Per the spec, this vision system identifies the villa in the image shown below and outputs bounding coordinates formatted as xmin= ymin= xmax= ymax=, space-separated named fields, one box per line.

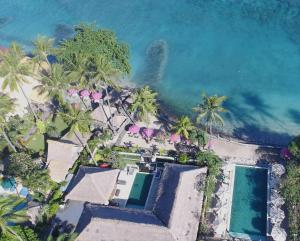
xmin=56 ymin=163 xmax=207 ymax=241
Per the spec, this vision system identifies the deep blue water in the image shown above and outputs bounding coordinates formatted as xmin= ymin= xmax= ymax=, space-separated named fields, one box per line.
xmin=1 ymin=0 xmax=300 ymax=145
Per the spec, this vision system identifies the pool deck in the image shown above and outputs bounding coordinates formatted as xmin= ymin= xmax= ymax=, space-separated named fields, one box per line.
xmin=112 ymin=165 xmax=139 ymax=208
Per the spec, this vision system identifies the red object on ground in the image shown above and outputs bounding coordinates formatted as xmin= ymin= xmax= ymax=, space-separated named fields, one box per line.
xmin=99 ymin=163 xmax=110 ymax=168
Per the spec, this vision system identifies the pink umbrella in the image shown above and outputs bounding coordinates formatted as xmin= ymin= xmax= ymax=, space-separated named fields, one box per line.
xmin=80 ymin=89 xmax=90 ymax=97
xmin=143 ymin=128 xmax=154 ymax=138
xmin=68 ymin=88 xmax=78 ymax=96
xmin=280 ymin=147 xmax=292 ymax=160
xmin=128 ymin=124 xmax=140 ymax=134
xmin=170 ymin=133 xmax=181 ymax=143
xmin=90 ymin=92 xmax=103 ymax=102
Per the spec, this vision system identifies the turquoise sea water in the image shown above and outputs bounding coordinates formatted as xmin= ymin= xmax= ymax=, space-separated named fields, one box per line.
xmin=1 ymin=0 xmax=300 ymax=144
xmin=229 ymin=166 xmax=268 ymax=241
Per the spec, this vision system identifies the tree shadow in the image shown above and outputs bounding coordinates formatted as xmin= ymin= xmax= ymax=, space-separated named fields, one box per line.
xmin=287 ymin=108 xmax=300 ymax=125
xmin=53 ymin=23 xmax=74 ymax=45
xmin=232 ymin=123 xmax=292 ymax=146
xmin=241 ymin=91 xmax=278 ymax=122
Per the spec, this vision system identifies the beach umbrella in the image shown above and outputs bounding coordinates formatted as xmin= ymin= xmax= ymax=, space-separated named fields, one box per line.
xmin=270 ymin=206 xmax=285 ymax=224
xmin=269 ymin=176 xmax=279 ymax=189
xmin=128 ymin=124 xmax=140 ymax=134
xmin=143 ymin=128 xmax=154 ymax=138
xmin=67 ymin=88 xmax=78 ymax=96
xmin=170 ymin=133 xmax=181 ymax=143
xmin=80 ymin=89 xmax=90 ymax=98
xmin=272 ymin=164 xmax=285 ymax=177
xmin=280 ymin=147 xmax=292 ymax=160
xmin=271 ymin=225 xmax=287 ymax=241
xmin=90 ymin=92 xmax=103 ymax=102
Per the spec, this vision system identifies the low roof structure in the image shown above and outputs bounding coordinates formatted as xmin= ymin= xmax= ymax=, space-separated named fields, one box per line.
xmin=65 ymin=166 xmax=120 ymax=205
xmin=91 ymin=105 xmax=117 ymax=124
xmin=74 ymin=163 xmax=207 ymax=241
xmin=46 ymin=140 xmax=83 ymax=183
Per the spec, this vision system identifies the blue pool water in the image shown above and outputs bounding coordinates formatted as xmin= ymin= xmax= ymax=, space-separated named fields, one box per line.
xmin=1 ymin=1 xmax=300 ymax=144
xmin=229 ymin=166 xmax=268 ymax=241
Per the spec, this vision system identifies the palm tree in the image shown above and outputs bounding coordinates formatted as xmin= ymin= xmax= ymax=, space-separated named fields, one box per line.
xmin=0 ymin=196 xmax=28 ymax=241
xmin=59 ymin=106 xmax=96 ymax=165
xmin=130 ymin=86 xmax=158 ymax=123
xmin=32 ymin=35 xmax=54 ymax=70
xmin=34 ymin=63 xmax=70 ymax=103
xmin=0 ymin=42 xmax=38 ymax=120
xmin=193 ymin=93 xmax=227 ymax=134
xmin=173 ymin=116 xmax=194 ymax=140
xmin=90 ymin=56 xmax=120 ymax=113
xmin=0 ymin=93 xmax=17 ymax=152
xmin=66 ymin=53 xmax=90 ymax=87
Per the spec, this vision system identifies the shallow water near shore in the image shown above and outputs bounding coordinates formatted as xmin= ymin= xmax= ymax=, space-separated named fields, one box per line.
xmin=1 ymin=0 xmax=300 ymax=145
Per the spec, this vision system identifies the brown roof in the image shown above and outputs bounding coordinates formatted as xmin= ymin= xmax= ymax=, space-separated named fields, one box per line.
xmin=46 ymin=140 xmax=83 ymax=183
xmin=74 ymin=164 xmax=207 ymax=241
xmin=65 ymin=166 xmax=120 ymax=205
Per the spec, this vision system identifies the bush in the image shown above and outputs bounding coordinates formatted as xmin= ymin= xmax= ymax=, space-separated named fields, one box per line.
xmin=0 ymin=226 xmax=40 ymax=241
xmin=288 ymin=135 xmax=300 ymax=160
xmin=178 ymin=153 xmax=189 ymax=164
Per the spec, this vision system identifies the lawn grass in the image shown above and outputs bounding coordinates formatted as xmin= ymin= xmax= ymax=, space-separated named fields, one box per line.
xmin=26 ymin=133 xmax=45 ymax=152
xmin=52 ymin=115 xmax=68 ymax=135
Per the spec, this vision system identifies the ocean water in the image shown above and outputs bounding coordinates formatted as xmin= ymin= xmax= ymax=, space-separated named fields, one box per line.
xmin=1 ymin=0 xmax=300 ymax=145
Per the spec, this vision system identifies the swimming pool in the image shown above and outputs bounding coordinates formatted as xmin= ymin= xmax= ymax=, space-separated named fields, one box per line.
xmin=126 ymin=173 xmax=153 ymax=208
xmin=229 ymin=166 xmax=268 ymax=241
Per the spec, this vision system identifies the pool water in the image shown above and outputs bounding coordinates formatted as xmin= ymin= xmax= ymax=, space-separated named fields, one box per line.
xmin=229 ymin=166 xmax=268 ymax=241
xmin=126 ymin=173 xmax=153 ymax=207
xmin=0 ymin=177 xmax=16 ymax=191
xmin=1 ymin=1 xmax=300 ymax=144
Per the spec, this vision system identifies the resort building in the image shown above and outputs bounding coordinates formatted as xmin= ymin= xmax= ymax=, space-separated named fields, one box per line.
xmin=65 ymin=166 xmax=119 ymax=205
xmin=57 ymin=163 xmax=207 ymax=241
xmin=46 ymin=132 xmax=91 ymax=182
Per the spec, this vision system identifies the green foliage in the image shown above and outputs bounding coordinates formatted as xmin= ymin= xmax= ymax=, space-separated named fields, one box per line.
xmin=173 ymin=116 xmax=194 ymax=140
xmin=193 ymin=92 xmax=227 ymax=134
xmin=0 ymin=225 xmax=40 ymax=241
xmin=32 ymin=35 xmax=54 ymax=68
xmin=281 ymin=159 xmax=300 ymax=239
xmin=7 ymin=152 xmax=38 ymax=178
xmin=288 ymin=135 xmax=300 ymax=161
xmin=178 ymin=153 xmax=189 ymax=164
xmin=56 ymin=23 xmax=131 ymax=75
xmin=130 ymin=86 xmax=158 ymax=123
xmin=0 ymin=196 xmax=28 ymax=240
xmin=190 ymin=129 xmax=208 ymax=149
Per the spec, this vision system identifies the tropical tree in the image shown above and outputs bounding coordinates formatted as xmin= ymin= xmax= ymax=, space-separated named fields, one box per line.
xmin=193 ymin=93 xmax=227 ymax=134
xmin=190 ymin=129 xmax=208 ymax=149
xmin=59 ymin=106 xmax=96 ymax=165
xmin=32 ymin=35 xmax=54 ymax=70
xmin=0 ymin=42 xmax=38 ymax=120
xmin=0 ymin=93 xmax=17 ymax=152
xmin=66 ymin=53 xmax=90 ymax=87
xmin=34 ymin=63 xmax=70 ymax=103
xmin=173 ymin=116 xmax=194 ymax=140
xmin=0 ymin=196 xmax=28 ymax=241
xmin=130 ymin=86 xmax=158 ymax=123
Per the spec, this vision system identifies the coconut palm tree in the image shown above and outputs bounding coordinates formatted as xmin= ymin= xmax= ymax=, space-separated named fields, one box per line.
xmin=173 ymin=116 xmax=194 ymax=140
xmin=32 ymin=35 xmax=54 ymax=70
xmin=59 ymin=106 xmax=96 ymax=165
xmin=0 ymin=93 xmax=17 ymax=152
xmin=66 ymin=53 xmax=90 ymax=87
xmin=193 ymin=93 xmax=227 ymax=134
xmin=130 ymin=86 xmax=158 ymax=123
xmin=34 ymin=63 xmax=70 ymax=103
xmin=0 ymin=196 xmax=28 ymax=241
xmin=0 ymin=42 xmax=38 ymax=120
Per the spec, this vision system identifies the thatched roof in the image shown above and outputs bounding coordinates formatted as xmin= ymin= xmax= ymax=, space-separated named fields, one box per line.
xmin=65 ymin=166 xmax=120 ymax=205
xmin=74 ymin=164 xmax=207 ymax=241
xmin=46 ymin=140 xmax=83 ymax=183
xmin=90 ymin=105 xmax=117 ymax=124
xmin=75 ymin=204 xmax=174 ymax=241
xmin=153 ymin=163 xmax=207 ymax=241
